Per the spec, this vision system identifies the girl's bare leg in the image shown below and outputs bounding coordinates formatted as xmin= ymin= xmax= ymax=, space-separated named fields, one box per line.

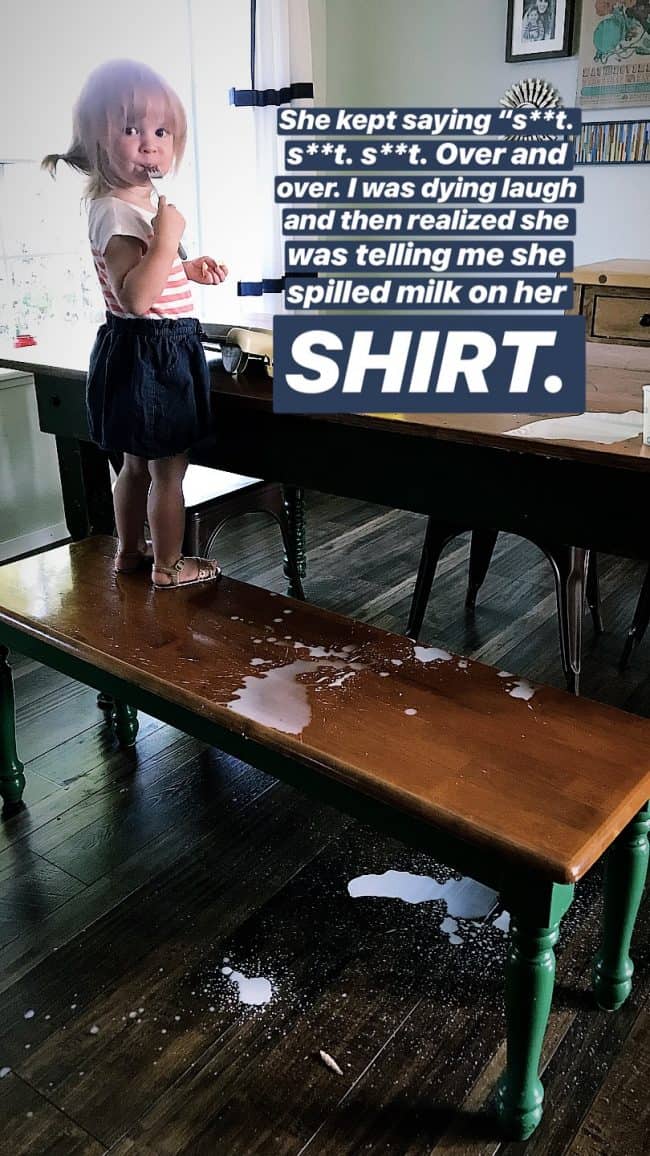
xmin=148 ymin=453 xmax=216 ymax=586
xmin=113 ymin=454 xmax=151 ymax=567
xmin=147 ymin=453 xmax=187 ymax=567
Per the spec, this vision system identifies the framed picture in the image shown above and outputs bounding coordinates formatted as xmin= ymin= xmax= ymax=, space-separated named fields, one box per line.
xmin=577 ymin=3 xmax=650 ymax=110
xmin=506 ymin=0 xmax=576 ymax=62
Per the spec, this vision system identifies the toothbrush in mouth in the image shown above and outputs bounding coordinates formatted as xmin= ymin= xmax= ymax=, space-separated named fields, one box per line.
xmin=145 ymin=166 xmax=187 ymax=260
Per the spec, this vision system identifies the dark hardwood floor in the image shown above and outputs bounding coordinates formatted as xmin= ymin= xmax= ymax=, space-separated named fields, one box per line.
xmin=1 ymin=491 xmax=649 ymax=1155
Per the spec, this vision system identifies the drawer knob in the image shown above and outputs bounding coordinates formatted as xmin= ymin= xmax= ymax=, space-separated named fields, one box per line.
xmin=640 ymin=314 xmax=650 ymax=328
xmin=50 ymin=395 xmax=61 ymax=407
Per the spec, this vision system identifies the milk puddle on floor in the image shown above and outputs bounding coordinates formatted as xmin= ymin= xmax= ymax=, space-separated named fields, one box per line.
xmin=348 ymin=869 xmax=510 ymax=944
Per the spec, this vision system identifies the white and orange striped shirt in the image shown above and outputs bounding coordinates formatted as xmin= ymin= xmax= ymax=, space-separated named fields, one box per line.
xmin=87 ymin=196 xmax=194 ymax=319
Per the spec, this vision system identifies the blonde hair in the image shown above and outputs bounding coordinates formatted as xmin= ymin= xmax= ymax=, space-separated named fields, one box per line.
xmin=42 ymin=59 xmax=187 ymax=198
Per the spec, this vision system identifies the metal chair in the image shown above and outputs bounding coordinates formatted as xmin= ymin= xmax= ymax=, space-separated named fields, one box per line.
xmin=182 ymin=465 xmax=304 ymax=598
xmin=406 ymin=522 xmax=603 ymax=695
xmin=620 ymin=563 xmax=650 ymax=669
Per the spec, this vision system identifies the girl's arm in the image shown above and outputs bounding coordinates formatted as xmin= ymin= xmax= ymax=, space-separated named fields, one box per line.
xmin=103 ymin=233 xmax=177 ymax=316
xmin=103 ymin=197 xmax=185 ymax=316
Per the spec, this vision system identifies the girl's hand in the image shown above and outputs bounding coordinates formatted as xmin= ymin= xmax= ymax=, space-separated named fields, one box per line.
xmin=151 ymin=195 xmax=186 ymax=250
xmin=184 ymin=256 xmax=229 ymax=285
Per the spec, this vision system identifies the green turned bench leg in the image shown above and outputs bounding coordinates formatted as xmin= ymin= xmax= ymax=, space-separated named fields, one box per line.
xmin=496 ymin=882 xmax=574 ymax=1140
xmin=111 ymin=701 xmax=139 ymax=748
xmin=0 ymin=645 xmax=25 ymax=806
xmin=592 ymin=802 xmax=650 ymax=1012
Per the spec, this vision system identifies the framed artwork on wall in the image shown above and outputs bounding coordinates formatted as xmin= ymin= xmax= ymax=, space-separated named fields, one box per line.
xmin=506 ymin=0 xmax=576 ymax=62
xmin=577 ymin=3 xmax=650 ymax=109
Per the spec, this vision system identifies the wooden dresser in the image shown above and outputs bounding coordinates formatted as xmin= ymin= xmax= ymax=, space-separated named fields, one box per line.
xmin=572 ymin=259 xmax=650 ymax=346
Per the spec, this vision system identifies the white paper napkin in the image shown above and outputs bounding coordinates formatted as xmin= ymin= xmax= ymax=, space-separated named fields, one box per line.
xmin=504 ymin=411 xmax=643 ymax=445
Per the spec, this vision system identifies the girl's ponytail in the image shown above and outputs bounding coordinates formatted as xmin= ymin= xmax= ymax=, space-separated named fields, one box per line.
xmin=41 ymin=139 xmax=91 ymax=177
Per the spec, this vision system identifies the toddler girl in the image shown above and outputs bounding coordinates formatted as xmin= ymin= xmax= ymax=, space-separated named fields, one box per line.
xmin=43 ymin=58 xmax=226 ymax=587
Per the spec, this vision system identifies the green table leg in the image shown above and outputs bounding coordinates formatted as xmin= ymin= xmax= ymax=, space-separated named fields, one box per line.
xmin=593 ymin=802 xmax=650 ymax=1012
xmin=496 ymin=882 xmax=574 ymax=1140
xmin=0 ymin=646 xmax=25 ymax=806
xmin=111 ymin=702 xmax=139 ymax=748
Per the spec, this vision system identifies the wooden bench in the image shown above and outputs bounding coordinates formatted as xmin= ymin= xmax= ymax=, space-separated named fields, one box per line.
xmin=0 ymin=536 xmax=648 ymax=1141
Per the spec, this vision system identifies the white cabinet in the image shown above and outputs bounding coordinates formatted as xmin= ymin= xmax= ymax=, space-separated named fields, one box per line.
xmin=0 ymin=368 xmax=67 ymax=561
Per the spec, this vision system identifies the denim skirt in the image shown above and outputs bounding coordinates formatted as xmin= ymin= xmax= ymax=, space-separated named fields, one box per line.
xmin=86 ymin=313 xmax=211 ymax=459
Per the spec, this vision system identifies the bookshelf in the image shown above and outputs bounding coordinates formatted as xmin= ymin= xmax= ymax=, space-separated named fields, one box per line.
xmin=574 ymin=120 xmax=650 ymax=165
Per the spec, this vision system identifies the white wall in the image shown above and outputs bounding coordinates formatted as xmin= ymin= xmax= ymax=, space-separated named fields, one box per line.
xmin=323 ymin=0 xmax=650 ymax=264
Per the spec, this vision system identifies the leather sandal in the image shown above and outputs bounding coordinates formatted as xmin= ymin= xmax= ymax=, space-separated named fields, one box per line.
xmin=114 ymin=543 xmax=154 ymax=574
xmin=151 ymin=556 xmax=221 ymax=589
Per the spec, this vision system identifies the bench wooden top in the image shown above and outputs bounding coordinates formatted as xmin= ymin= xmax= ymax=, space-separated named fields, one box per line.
xmin=1 ymin=537 xmax=649 ymax=883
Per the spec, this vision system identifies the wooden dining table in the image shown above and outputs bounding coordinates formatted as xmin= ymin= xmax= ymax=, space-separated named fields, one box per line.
xmin=2 ymin=331 xmax=650 ymax=690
